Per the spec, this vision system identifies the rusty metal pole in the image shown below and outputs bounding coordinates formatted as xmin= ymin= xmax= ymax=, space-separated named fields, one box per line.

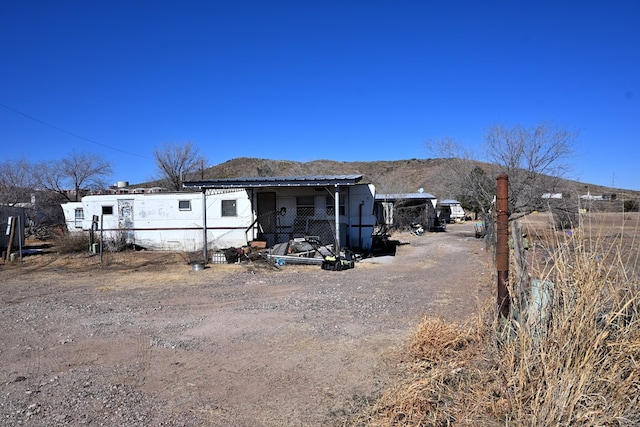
xmin=496 ymin=174 xmax=510 ymax=318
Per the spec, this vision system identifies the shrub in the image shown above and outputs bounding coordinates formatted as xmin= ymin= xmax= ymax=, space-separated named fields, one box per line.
xmin=103 ymin=229 xmax=128 ymax=253
xmin=624 ymin=199 xmax=639 ymax=212
xmin=55 ymin=232 xmax=91 ymax=253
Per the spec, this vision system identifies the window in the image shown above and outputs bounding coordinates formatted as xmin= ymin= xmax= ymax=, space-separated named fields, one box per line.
xmin=178 ymin=200 xmax=191 ymax=211
xmin=74 ymin=208 xmax=84 ymax=228
xmin=102 ymin=205 xmax=113 ymax=215
xmin=221 ymin=199 xmax=237 ymax=217
xmin=325 ymin=195 xmax=345 ymax=216
xmin=296 ymin=196 xmax=315 ymax=217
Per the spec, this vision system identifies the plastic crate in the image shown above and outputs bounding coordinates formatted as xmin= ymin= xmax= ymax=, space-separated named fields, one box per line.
xmin=210 ymin=253 xmax=227 ymax=264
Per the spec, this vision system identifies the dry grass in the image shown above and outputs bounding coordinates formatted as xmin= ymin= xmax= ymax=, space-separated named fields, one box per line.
xmin=408 ymin=317 xmax=476 ymax=362
xmin=367 ymin=212 xmax=640 ymax=426
xmin=54 ymin=231 xmax=91 ymax=253
xmin=502 ymin=212 xmax=640 ymax=426
xmin=368 ymin=315 xmax=502 ymax=427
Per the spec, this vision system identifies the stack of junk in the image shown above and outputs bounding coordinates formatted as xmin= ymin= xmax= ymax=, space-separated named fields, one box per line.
xmin=213 ymin=236 xmax=356 ymax=271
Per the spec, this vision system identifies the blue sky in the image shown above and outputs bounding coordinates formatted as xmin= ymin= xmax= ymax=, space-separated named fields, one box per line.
xmin=1 ymin=1 xmax=639 ymax=190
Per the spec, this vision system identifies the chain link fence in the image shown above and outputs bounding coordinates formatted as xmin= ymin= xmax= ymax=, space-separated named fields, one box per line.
xmin=255 ymin=207 xmax=337 ymax=248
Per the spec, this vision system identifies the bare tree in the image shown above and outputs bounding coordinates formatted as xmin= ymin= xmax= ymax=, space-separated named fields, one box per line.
xmin=153 ymin=142 xmax=206 ymax=191
xmin=34 ymin=151 xmax=113 ymax=201
xmin=0 ymin=157 xmax=86 ymax=233
xmin=428 ymin=122 xmax=577 ymax=220
xmin=457 ymin=165 xmax=495 ymax=219
xmin=0 ymin=158 xmax=37 ymax=206
xmin=426 ymin=136 xmax=496 ymax=218
xmin=485 ymin=122 xmax=577 ymax=217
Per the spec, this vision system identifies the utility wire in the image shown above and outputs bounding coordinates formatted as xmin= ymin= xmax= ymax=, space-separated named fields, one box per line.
xmin=0 ymin=102 xmax=150 ymax=159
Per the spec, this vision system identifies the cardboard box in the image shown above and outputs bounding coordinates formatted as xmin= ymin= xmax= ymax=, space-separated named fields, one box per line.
xmin=249 ymin=241 xmax=267 ymax=249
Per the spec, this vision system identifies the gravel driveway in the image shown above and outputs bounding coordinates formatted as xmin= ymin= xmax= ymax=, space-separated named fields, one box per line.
xmin=1 ymin=221 xmax=491 ymax=426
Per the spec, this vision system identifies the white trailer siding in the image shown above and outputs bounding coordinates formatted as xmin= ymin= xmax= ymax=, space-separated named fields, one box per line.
xmin=347 ymin=184 xmax=376 ymax=250
xmin=61 ymin=202 xmax=84 ymax=232
xmin=62 ymin=190 xmax=252 ymax=251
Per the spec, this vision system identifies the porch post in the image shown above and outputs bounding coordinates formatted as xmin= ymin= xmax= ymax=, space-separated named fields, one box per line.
xmin=202 ymin=190 xmax=208 ymax=263
xmin=334 ymin=184 xmax=340 ymax=255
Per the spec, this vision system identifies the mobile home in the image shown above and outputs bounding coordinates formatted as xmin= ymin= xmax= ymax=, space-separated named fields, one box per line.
xmin=183 ymin=175 xmax=377 ymax=252
xmin=62 ymin=175 xmax=378 ymax=253
xmin=61 ymin=189 xmax=252 ymax=251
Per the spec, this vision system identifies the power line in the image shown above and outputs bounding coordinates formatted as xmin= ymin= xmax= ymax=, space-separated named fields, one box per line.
xmin=0 ymin=102 xmax=150 ymax=159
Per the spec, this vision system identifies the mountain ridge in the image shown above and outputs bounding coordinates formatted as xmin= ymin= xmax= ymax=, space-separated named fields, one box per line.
xmin=198 ymin=157 xmax=638 ymax=200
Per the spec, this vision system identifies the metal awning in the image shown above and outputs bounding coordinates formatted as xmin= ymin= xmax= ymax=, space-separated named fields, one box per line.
xmin=375 ymin=192 xmax=437 ymax=201
xmin=183 ymin=175 xmax=364 ymax=190
xmin=184 ymin=175 xmax=364 ymax=258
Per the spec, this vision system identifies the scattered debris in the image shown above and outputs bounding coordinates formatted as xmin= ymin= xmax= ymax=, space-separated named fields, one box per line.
xmin=211 ymin=235 xmax=358 ymax=270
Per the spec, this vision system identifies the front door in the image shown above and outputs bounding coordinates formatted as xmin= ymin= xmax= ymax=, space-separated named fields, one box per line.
xmin=118 ymin=199 xmax=134 ymax=244
xmin=257 ymin=192 xmax=277 ymax=246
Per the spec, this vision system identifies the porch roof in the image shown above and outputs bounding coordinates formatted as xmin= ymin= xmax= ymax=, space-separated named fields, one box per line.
xmin=183 ymin=174 xmax=364 ymax=190
xmin=375 ymin=192 xmax=437 ymax=201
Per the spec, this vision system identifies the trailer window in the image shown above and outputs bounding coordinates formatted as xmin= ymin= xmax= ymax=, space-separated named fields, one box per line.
xmin=325 ymin=195 xmax=345 ymax=216
xmin=102 ymin=206 xmax=113 ymax=215
xmin=178 ymin=200 xmax=191 ymax=211
xmin=74 ymin=208 xmax=84 ymax=228
xmin=296 ymin=196 xmax=315 ymax=217
xmin=221 ymin=200 xmax=237 ymax=217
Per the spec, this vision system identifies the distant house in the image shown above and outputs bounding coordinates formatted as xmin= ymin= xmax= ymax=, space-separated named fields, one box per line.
xmin=541 ymin=193 xmax=563 ymax=199
xmin=580 ymin=194 xmax=604 ymax=201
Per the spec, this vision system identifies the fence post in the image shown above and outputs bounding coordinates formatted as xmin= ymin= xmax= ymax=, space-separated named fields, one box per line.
xmin=496 ymin=174 xmax=510 ymax=318
xmin=6 ymin=216 xmax=16 ymax=262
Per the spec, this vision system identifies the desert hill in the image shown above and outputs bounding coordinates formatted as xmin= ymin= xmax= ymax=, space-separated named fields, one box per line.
xmin=205 ymin=157 xmax=455 ymax=195
xmin=196 ymin=157 xmax=638 ymax=202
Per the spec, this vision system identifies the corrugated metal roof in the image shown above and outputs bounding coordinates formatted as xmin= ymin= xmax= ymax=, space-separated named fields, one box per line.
xmin=375 ymin=192 xmax=437 ymax=201
xmin=183 ymin=175 xmax=364 ymax=189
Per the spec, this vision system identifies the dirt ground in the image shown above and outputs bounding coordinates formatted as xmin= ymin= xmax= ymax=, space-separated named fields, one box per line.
xmin=1 ymin=221 xmax=491 ymax=426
